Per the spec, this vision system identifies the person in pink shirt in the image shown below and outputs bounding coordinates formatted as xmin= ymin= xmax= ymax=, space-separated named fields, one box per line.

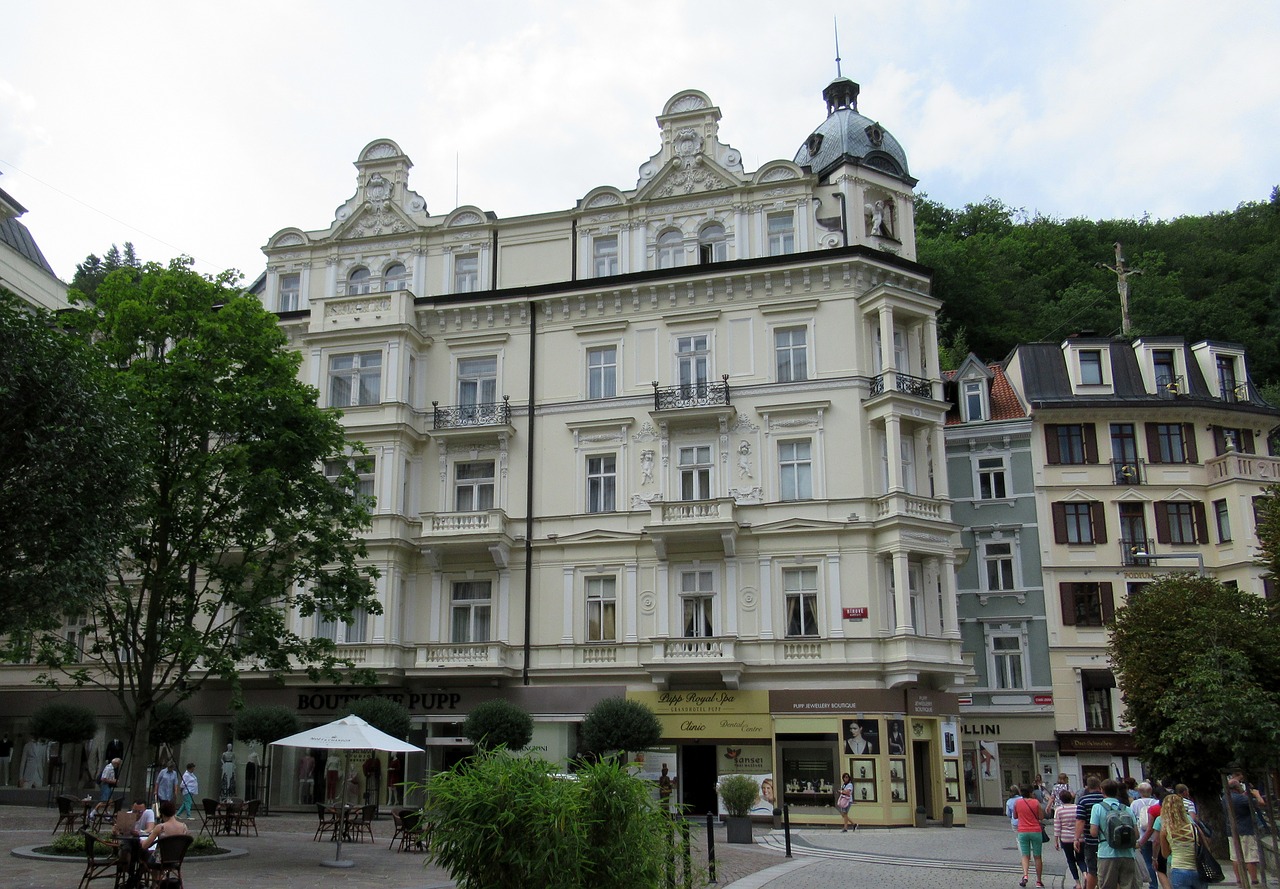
xmin=1055 ymin=789 xmax=1083 ymax=889
xmin=1014 ymin=784 xmax=1046 ymax=888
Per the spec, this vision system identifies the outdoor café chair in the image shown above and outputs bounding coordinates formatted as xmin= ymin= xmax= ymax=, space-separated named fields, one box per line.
xmin=145 ymin=833 xmax=193 ymax=889
xmin=240 ymin=798 xmax=260 ymax=837
xmin=54 ymin=794 xmax=82 ymax=834
xmin=196 ymin=798 xmax=221 ymax=842
xmin=313 ymin=802 xmax=338 ymax=842
xmin=76 ymin=828 xmax=124 ymax=889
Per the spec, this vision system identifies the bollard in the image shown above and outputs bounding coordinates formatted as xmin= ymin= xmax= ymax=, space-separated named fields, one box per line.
xmin=772 ymin=806 xmax=781 ymax=830
xmin=942 ymin=805 xmax=954 ymax=828
xmin=706 ymin=812 xmax=717 ymax=884
xmin=914 ymin=805 xmax=927 ymax=828
xmin=783 ymin=803 xmax=793 ymax=858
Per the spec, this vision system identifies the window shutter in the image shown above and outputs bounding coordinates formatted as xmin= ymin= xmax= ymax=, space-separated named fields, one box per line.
xmin=1083 ymin=424 xmax=1099 ymax=464
xmin=1154 ymin=503 xmax=1170 ymax=544
xmin=1145 ymin=423 xmax=1163 ymax=463
xmin=1045 ymin=425 xmax=1061 ymax=464
xmin=1193 ymin=501 xmax=1209 ymax=544
xmin=1183 ymin=423 xmax=1198 ymax=463
xmin=1091 ymin=502 xmax=1108 ymax=544
xmin=1059 ymin=584 xmax=1077 ymax=626
xmin=1100 ymin=582 xmax=1115 ymax=623
xmin=1052 ymin=503 xmax=1068 ymax=544
xmin=1242 ymin=429 xmax=1255 ymax=454
xmin=1211 ymin=426 xmax=1227 ymax=456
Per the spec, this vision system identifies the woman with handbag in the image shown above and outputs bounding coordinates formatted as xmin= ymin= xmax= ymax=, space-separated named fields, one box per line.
xmin=1054 ymin=789 xmax=1084 ymax=889
xmin=836 ymin=772 xmax=854 ymax=832
xmin=1156 ymin=793 xmax=1210 ymax=889
xmin=1014 ymin=784 xmax=1047 ymax=888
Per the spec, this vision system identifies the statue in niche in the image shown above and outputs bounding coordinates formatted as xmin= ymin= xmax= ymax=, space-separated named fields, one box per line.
xmin=640 ymin=450 xmax=655 ymax=485
xmin=867 ymin=199 xmax=894 ymax=238
xmin=737 ymin=441 xmax=753 ymax=479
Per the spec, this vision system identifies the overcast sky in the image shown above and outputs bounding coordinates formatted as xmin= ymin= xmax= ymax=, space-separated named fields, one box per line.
xmin=4 ymin=0 xmax=1278 ymax=284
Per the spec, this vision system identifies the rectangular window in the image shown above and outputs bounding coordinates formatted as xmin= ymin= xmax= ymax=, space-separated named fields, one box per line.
xmin=1153 ymin=350 xmax=1177 ymax=389
xmin=1082 ymin=672 xmax=1115 ymax=730
xmin=1155 ymin=423 xmax=1187 ymax=463
xmin=345 ymin=608 xmax=368 ymax=645
xmin=586 ymin=454 xmax=617 ymax=513
xmin=783 ymin=567 xmax=819 ymax=637
xmin=457 ymin=356 xmax=498 ymax=406
xmin=454 ymin=253 xmax=479 ymax=293
xmin=1118 ymin=503 xmax=1148 ymax=557
xmin=450 ymin=580 xmax=491 ymax=643
xmin=325 ymin=456 xmax=376 ymax=504
xmin=585 ymin=577 xmax=617 ymax=643
xmin=774 ymin=327 xmax=808 ymax=382
xmin=278 ymin=273 xmax=300 ymax=312
xmin=1166 ymin=502 xmax=1198 ymax=545
xmin=963 ymin=381 xmax=984 ymax=421
xmin=1217 ymin=355 xmax=1239 ymax=400
xmin=1059 ymin=582 xmax=1113 ymax=628
xmin=767 ymin=212 xmax=795 ymax=255
xmin=592 ymin=236 xmax=619 ymax=277
xmin=676 ymin=335 xmax=710 ymax=396
xmin=316 ymin=614 xmax=337 ymax=642
xmin=1079 ymin=350 xmax=1103 ymax=385
xmin=1214 ymin=499 xmax=1232 ymax=543
xmin=678 ymin=446 xmax=713 ymax=500
xmin=1060 ymin=502 xmax=1096 ymax=544
xmin=1212 ymin=426 xmax=1255 ymax=456
xmin=991 ymin=635 xmax=1025 ymax=689
xmin=586 ymin=346 xmax=617 ymax=399
xmin=1056 ymin=425 xmax=1086 ymax=464
xmin=1110 ymin=423 xmax=1138 ymax=462
xmin=328 ymin=351 xmax=382 ymax=406
xmin=680 ymin=570 xmax=714 ymax=638
xmin=977 ymin=456 xmax=1008 ymax=500
xmin=454 ymin=461 xmax=495 ymax=511
xmin=983 ymin=542 xmax=1016 ymax=591
xmin=778 ymin=440 xmax=813 ymax=501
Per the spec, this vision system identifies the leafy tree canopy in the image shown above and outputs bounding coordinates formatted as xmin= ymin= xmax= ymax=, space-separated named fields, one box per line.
xmin=350 ymin=697 xmax=412 ymax=740
xmin=463 ymin=698 xmax=533 ymax=752
xmin=148 ymin=702 xmax=194 ymax=748
xmin=1109 ymin=575 xmax=1280 ymax=799
xmin=1257 ymin=485 xmax=1280 ymax=597
xmin=31 ymin=701 xmax=98 ymax=745
xmin=0 ymin=291 xmax=137 ymax=636
xmin=580 ymin=697 xmax=662 ymax=756
xmin=232 ymin=705 xmax=301 ymax=746
xmin=20 ymin=256 xmax=380 ymax=795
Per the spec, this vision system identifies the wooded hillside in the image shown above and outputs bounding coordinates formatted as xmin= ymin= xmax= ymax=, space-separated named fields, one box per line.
xmin=918 ymin=189 xmax=1280 ymax=391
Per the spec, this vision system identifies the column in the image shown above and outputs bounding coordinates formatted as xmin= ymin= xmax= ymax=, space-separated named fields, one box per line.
xmin=561 ymin=567 xmax=575 ymax=646
xmin=724 ymin=559 xmax=739 ymax=637
xmin=624 ymin=563 xmax=638 ymax=643
xmin=940 ymin=555 xmax=961 ymax=639
xmin=886 ymin=415 xmax=904 ymax=492
xmin=757 ymin=557 xmax=773 ymax=640
xmin=893 ymin=551 xmax=913 ymax=635
xmin=826 ymin=554 xmax=844 ymax=639
xmin=655 ymin=562 xmax=670 ymax=638
xmin=878 ymin=305 xmax=896 ymax=387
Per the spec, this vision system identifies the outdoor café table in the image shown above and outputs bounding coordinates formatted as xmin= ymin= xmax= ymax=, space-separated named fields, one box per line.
xmin=78 ymin=796 xmax=95 ymax=830
xmin=218 ymin=799 xmax=244 ymax=836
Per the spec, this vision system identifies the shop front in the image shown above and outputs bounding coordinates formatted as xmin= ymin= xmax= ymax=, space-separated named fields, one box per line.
xmin=959 ymin=715 xmax=1060 ymax=813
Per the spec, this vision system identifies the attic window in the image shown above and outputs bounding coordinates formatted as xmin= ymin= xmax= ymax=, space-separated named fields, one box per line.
xmin=806 ymin=133 xmax=824 ymax=156
xmin=962 ymin=380 xmax=986 ymax=422
xmin=864 ymin=123 xmax=885 ymax=146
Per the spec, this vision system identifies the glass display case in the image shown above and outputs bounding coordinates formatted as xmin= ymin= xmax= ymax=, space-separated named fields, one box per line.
xmin=849 ymin=756 xmax=877 ymax=803
xmin=943 ymin=760 xmax=962 ymax=803
xmin=781 ymin=747 xmax=835 ymax=806
xmin=888 ymin=757 xmax=908 ymax=803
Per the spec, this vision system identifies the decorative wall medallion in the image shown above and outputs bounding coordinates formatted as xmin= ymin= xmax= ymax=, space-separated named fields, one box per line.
xmin=366 ymin=173 xmax=391 ymax=207
xmin=632 ymin=423 xmax=660 ymax=443
xmin=740 ymin=588 xmax=758 ymax=610
xmin=586 ymin=193 xmax=623 ymax=208
xmin=363 ymin=141 xmax=398 ymax=160
xmin=275 ymin=233 xmax=305 ymax=247
xmin=449 ymin=211 xmax=484 ymax=227
xmin=639 ymin=591 xmax=657 ymax=614
xmin=674 ymin=128 xmax=703 ymax=157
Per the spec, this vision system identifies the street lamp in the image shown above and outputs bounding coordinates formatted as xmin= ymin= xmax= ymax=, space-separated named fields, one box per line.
xmin=1130 ymin=549 xmax=1205 ymax=577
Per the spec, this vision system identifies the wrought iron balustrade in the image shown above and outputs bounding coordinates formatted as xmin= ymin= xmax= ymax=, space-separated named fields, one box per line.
xmin=1156 ymin=375 xmax=1183 ymax=398
xmin=1121 ymin=539 xmax=1154 ymax=566
xmin=867 ymin=371 xmax=932 ymax=399
xmin=1111 ymin=459 xmax=1145 ymax=485
xmin=1220 ymin=383 xmax=1250 ymax=404
xmin=432 ymin=396 xmax=511 ymax=429
xmin=652 ymin=376 xmax=730 ymax=410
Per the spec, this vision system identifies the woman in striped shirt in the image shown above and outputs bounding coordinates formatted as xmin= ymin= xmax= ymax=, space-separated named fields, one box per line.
xmin=1054 ymin=789 xmax=1083 ymax=889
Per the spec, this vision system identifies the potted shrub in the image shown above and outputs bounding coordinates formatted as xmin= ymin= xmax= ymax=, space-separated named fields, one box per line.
xmin=718 ymin=773 xmax=760 ymax=844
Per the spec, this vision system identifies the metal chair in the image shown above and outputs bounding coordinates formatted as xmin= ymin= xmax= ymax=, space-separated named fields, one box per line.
xmin=76 ymin=829 xmax=125 ymax=889
xmin=54 ymin=794 xmax=82 ymax=834
xmin=346 ymin=803 xmax=376 ymax=844
xmin=313 ymin=802 xmax=338 ymax=842
xmin=240 ymin=798 xmax=260 ymax=837
xmin=196 ymin=798 xmax=221 ymax=843
xmin=146 ymin=833 xmax=193 ymax=889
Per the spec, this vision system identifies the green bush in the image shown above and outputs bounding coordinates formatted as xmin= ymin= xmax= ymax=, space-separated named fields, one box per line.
xmin=717 ymin=774 xmax=760 ymax=817
xmin=426 ymin=748 xmax=682 ymax=889
xmin=48 ymin=831 xmax=89 ymax=855
xmin=350 ymin=696 xmax=411 ymax=740
xmin=31 ymin=702 xmax=97 ymax=744
xmin=579 ymin=697 xmax=661 ymax=755
xmin=232 ymin=704 xmax=300 ymax=745
xmin=462 ymin=698 xmax=533 ymax=751
xmin=149 ymin=702 xmax=194 ymax=748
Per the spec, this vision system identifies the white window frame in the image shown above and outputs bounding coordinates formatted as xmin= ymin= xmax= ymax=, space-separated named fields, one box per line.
xmin=347 ymin=267 xmax=372 ymax=295
xmin=344 ymin=607 xmax=369 ymax=645
xmin=1079 ymin=349 xmax=1104 ymax=385
xmin=987 ymin=625 xmax=1029 ymax=690
xmin=585 ymin=576 xmax=617 ymax=643
xmin=778 ymin=439 xmax=813 ymax=501
xmin=698 ymin=223 xmax=727 ymax=264
xmin=679 ymin=569 xmax=715 ymax=638
xmin=675 ymin=334 xmax=711 ymax=395
xmin=456 ymin=355 xmax=498 ymax=406
xmin=774 ymin=326 xmax=809 ymax=382
xmin=656 ymin=230 xmax=685 ymax=269
xmin=593 ymin=236 xmax=619 ymax=277
xmin=278 ymin=273 xmax=300 ymax=312
xmin=678 ymin=445 xmax=714 ymax=500
xmin=783 ymin=567 xmax=820 ymax=638
xmin=586 ymin=453 xmax=617 ymax=513
xmin=962 ymin=380 xmax=986 ymax=422
xmin=454 ymin=460 xmax=496 ymax=512
xmin=453 ymin=252 xmax=479 ymax=293
xmin=328 ymin=351 xmax=382 ymax=407
xmin=1214 ymin=499 xmax=1232 ymax=543
xmin=767 ymin=212 xmax=795 ymax=256
xmin=382 ymin=262 xmax=408 ymax=291
xmin=974 ymin=454 xmax=1010 ymax=500
xmin=980 ymin=538 xmax=1018 ymax=592
xmin=586 ymin=345 xmax=618 ymax=399
xmin=450 ymin=579 xmax=492 ymax=643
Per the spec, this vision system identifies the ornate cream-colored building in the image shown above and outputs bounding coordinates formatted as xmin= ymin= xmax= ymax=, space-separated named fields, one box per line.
xmin=246 ymin=79 xmax=970 ymax=824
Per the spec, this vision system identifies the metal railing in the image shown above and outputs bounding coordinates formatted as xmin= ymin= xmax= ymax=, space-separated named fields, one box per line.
xmin=1121 ymin=539 xmax=1154 ymax=566
xmin=432 ymin=396 xmax=511 ymax=429
xmin=652 ymin=376 xmax=730 ymax=410
xmin=1111 ymin=460 xmax=1145 ymax=485
xmin=868 ymin=371 xmax=933 ymax=399
xmin=1156 ymin=375 xmax=1183 ymax=398
xmin=1220 ymin=382 xmax=1251 ymax=404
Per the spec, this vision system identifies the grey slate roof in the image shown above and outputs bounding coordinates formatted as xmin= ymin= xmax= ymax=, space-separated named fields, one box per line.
xmin=0 ymin=186 xmax=58 ymax=279
xmin=792 ymin=78 xmax=913 ymax=184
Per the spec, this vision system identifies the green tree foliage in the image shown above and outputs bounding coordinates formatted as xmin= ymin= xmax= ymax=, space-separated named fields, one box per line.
xmin=71 ymin=241 xmax=142 ymax=302
xmin=1109 ymin=575 xmax=1280 ymax=802
xmin=1256 ymin=485 xmax=1280 ymax=593
xmin=463 ymin=699 xmax=533 ymax=752
xmin=580 ymin=697 xmax=662 ymax=756
xmin=350 ymin=696 xmax=412 ymax=740
xmin=232 ymin=705 xmax=301 ymax=746
xmin=917 ymin=190 xmax=1280 ymax=387
xmin=147 ymin=702 xmax=194 ymax=750
xmin=22 ymin=256 xmax=380 ymax=795
xmin=717 ymin=773 xmax=760 ymax=818
xmin=31 ymin=701 xmax=98 ymax=745
xmin=426 ymin=749 xmax=678 ymax=889
xmin=0 ymin=291 xmax=136 ymax=636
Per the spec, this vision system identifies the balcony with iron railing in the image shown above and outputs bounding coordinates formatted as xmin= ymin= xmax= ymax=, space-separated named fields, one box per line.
xmin=867 ymin=370 xmax=934 ymax=401
xmin=1111 ymin=459 xmax=1146 ymax=485
xmin=433 ymin=396 xmax=512 ymax=429
xmin=1120 ymin=539 xmax=1155 ymax=567
xmin=1219 ymin=382 xmax=1251 ymax=404
xmin=1155 ymin=375 xmax=1184 ymax=398
xmin=651 ymin=376 xmax=731 ymax=411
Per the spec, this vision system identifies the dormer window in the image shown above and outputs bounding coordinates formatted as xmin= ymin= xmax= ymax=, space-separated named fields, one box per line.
xmin=278 ymin=273 xmax=299 ymax=312
xmin=1217 ymin=354 xmax=1243 ymax=402
xmin=1153 ymin=350 xmax=1177 ymax=390
xmin=1079 ymin=350 xmax=1103 ymax=385
xmin=962 ymin=380 xmax=986 ymax=422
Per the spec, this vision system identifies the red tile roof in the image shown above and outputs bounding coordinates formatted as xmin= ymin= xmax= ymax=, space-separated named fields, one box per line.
xmin=943 ymin=364 xmax=1026 ymax=425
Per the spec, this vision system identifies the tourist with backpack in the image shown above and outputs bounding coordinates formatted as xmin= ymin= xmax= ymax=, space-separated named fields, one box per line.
xmin=1091 ymin=777 xmax=1141 ymax=889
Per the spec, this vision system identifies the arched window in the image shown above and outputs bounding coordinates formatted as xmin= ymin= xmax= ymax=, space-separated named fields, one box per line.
xmin=656 ymin=230 xmax=685 ymax=269
xmin=347 ymin=267 xmax=372 ymax=295
xmin=382 ymin=262 xmax=408 ymax=291
xmin=698 ymin=223 xmax=727 ymax=264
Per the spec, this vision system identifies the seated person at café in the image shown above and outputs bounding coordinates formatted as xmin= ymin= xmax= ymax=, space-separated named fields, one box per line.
xmin=141 ymin=800 xmax=190 ymax=852
xmin=130 ymin=799 xmax=156 ymax=836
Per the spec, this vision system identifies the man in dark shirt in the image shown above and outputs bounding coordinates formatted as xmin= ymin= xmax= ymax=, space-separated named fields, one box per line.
xmin=1074 ymin=775 xmax=1105 ymax=889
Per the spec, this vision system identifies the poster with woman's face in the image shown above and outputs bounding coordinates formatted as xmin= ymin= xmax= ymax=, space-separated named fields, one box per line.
xmin=887 ymin=719 xmax=906 ymax=755
xmin=843 ymin=718 xmax=878 ymax=754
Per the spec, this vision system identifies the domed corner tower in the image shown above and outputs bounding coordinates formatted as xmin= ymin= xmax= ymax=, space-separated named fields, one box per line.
xmin=794 ymin=76 xmax=919 ymax=261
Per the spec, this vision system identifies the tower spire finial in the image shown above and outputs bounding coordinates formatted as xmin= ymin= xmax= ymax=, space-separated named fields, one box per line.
xmin=834 ymin=17 xmax=842 ymax=78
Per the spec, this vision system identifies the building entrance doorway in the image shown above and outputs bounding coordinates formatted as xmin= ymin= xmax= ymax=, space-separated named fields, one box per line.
xmin=680 ymin=745 xmax=718 ymax=815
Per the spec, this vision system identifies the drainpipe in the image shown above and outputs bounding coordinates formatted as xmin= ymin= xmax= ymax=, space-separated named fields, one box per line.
xmin=522 ymin=300 xmax=537 ymax=685
xmin=835 ymin=192 xmax=849 ymax=247
xmin=571 ymin=219 xmax=578 ymax=281
xmin=490 ymin=228 xmax=499 ymax=289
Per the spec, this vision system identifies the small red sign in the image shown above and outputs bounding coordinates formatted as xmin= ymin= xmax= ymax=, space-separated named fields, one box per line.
xmin=1034 ymin=695 xmax=1054 ymax=706
xmin=957 ymin=696 xmax=973 ymax=706
xmin=842 ymin=607 xmax=869 ymax=620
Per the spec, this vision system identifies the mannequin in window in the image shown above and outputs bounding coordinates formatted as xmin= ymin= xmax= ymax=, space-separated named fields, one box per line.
xmin=0 ymin=734 xmax=12 ymax=785
xmin=325 ymin=753 xmax=341 ymax=803
xmin=386 ymin=753 xmax=404 ymax=806
xmin=362 ymin=753 xmax=381 ymax=806
xmin=245 ymin=747 xmax=260 ymax=799
xmin=298 ymin=753 xmax=315 ymax=804
xmin=219 ymin=743 xmax=236 ymax=798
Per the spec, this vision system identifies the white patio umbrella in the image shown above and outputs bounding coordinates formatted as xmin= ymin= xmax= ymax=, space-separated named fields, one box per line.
xmin=270 ymin=714 xmax=423 ymax=868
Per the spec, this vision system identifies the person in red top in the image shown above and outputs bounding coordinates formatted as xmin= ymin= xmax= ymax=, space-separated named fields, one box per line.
xmin=1014 ymin=784 xmax=1046 ymax=888
xmin=1137 ymin=801 xmax=1164 ymax=889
